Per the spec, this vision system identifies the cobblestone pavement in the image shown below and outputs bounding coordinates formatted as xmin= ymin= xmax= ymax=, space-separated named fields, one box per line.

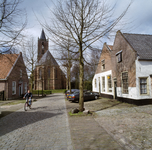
xmin=94 ymin=105 xmax=152 ymax=150
xmin=0 ymin=94 xmax=73 ymax=150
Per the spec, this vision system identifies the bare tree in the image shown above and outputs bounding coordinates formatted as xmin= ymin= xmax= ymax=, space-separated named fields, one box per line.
xmin=21 ymin=37 xmax=37 ymax=92
xmin=0 ymin=0 xmax=26 ymax=53
xmin=44 ymin=0 xmax=132 ymax=111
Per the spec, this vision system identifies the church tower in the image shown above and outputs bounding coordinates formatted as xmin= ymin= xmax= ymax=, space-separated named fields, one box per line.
xmin=37 ymin=29 xmax=48 ymax=62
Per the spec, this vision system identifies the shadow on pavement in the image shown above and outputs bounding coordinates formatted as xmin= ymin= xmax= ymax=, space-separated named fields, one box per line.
xmin=0 ymin=110 xmax=63 ymax=137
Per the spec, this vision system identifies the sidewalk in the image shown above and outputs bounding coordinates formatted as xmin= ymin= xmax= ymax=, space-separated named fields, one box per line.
xmin=65 ymin=100 xmax=124 ymax=150
xmin=66 ymin=97 xmax=152 ymax=150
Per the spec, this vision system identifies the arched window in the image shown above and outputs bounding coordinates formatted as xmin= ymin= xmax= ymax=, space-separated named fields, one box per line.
xmin=39 ymin=68 xmax=42 ymax=79
xmin=55 ymin=68 xmax=57 ymax=79
xmin=48 ymin=68 xmax=50 ymax=78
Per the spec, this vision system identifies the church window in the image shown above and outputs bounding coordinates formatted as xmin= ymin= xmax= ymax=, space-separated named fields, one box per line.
xmin=39 ymin=68 xmax=42 ymax=79
xmin=48 ymin=68 xmax=50 ymax=78
xmin=55 ymin=68 xmax=58 ymax=79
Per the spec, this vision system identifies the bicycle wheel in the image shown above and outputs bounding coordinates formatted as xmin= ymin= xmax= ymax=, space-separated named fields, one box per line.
xmin=24 ymin=102 xmax=28 ymax=111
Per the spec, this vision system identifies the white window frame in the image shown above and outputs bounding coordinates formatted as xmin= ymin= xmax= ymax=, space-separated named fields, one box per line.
xmin=139 ymin=77 xmax=149 ymax=95
xmin=95 ymin=79 xmax=97 ymax=88
xmin=122 ymin=72 xmax=128 ymax=94
xmin=116 ymin=50 xmax=122 ymax=63
xmin=101 ymin=59 xmax=105 ymax=71
xmin=102 ymin=76 xmax=105 ymax=92
xmin=12 ymin=81 xmax=16 ymax=95
xmin=107 ymin=75 xmax=112 ymax=92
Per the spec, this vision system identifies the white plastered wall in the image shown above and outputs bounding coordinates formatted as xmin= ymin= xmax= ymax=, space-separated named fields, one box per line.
xmin=117 ymin=59 xmax=152 ymax=99
xmin=92 ymin=70 xmax=113 ymax=96
xmin=135 ymin=59 xmax=152 ymax=99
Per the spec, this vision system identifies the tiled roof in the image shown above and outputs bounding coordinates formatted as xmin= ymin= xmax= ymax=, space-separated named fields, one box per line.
xmin=0 ymin=54 xmax=19 ymax=79
xmin=108 ymin=45 xmax=113 ymax=51
xmin=36 ymin=50 xmax=58 ymax=66
xmin=123 ymin=33 xmax=152 ymax=60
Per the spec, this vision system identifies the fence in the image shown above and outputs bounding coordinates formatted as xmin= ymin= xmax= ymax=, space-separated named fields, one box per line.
xmin=0 ymin=91 xmax=5 ymax=100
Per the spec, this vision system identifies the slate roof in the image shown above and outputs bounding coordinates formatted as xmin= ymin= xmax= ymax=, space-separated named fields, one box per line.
xmin=123 ymin=33 xmax=152 ymax=60
xmin=0 ymin=54 xmax=19 ymax=79
xmin=36 ymin=50 xmax=58 ymax=66
xmin=40 ymin=29 xmax=46 ymax=40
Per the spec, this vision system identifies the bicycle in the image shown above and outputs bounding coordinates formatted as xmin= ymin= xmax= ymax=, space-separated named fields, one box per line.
xmin=24 ymin=99 xmax=32 ymax=111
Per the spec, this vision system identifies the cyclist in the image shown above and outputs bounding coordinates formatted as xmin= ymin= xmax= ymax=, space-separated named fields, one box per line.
xmin=23 ymin=90 xmax=33 ymax=108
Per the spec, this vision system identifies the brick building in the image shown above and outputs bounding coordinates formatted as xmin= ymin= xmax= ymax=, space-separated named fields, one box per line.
xmin=93 ymin=30 xmax=152 ymax=105
xmin=0 ymin=53 xmax=28 ymax=100
xmin=34 ymin=29 xmax=66 ymax=90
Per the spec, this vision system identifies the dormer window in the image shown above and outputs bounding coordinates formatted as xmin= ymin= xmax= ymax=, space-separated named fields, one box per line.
xmin=116 ymin=50 xmax=122 ymax=63
xmin=101 ymin=59 xmax=105 ymax=71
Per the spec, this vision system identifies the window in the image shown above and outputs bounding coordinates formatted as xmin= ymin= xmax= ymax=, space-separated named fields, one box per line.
xmin=95 ymin=79 xmax=97 ymax=88
xmin=20 ymin=70 xmax=22 ymax=78
xmin=101 ymin=59 xmax=105 ymax=71
xmin=55 ymin=68 xmax=57 ymax=79
xmin=39 ymin=68 xmax=42 ymax=79
xmin=107 ymin=75 xmax=112 ymax=92
xmin=48 ymin=68 xmax=50 ymax=78
xmin=102 ymin=77 xmax=105 ymax=92
xmin=116 ymin=50 xmax=122 ymax=63
xmin=12 ymin=81 xmax=16 ymax=95
xmin=122 ymin=72 xmax=128 ymax=94
xmin=24 ymin=82 xmax=27 ymax=93
xmin=140 ymin=78 xmax=147 ymax=94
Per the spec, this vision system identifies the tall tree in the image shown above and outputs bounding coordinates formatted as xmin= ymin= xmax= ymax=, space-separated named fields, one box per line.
xmin=0 ymin=0 xmax=26 ymax=53
xmin=21 ymin=37 xmax=37 ymax=92
xmin=44 ymin=0 xmax=132 ymax=111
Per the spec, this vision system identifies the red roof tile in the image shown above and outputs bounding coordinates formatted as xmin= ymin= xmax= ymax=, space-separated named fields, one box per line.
xmin=0 ymin=54 xmax=19 ymax=79
xmin=108 ymin=45 xmax=113 ymax=50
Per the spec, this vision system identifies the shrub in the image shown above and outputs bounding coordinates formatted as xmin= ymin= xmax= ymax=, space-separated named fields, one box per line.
xmin=32 ymin=90 xmax=52 ymax=95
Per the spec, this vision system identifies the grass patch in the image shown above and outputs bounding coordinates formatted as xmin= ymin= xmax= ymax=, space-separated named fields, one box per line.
xmin=68 ymin=111 xmax=92 ymax=116
xmin=69 ymin=112 xmax=84 ymax=116
xmin=52 ymin=89 xmax=66 ymax=93
xmin=1 ymin=100 xmax=26 ymax=106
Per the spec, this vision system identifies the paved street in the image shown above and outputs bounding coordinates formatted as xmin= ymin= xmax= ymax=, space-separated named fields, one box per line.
xmin=0 ymin=94 xmax=73 ymax=150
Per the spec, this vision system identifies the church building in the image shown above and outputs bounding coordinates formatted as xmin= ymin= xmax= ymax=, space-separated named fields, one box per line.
xmin=34 ymin=29 xmax=66 ymax=90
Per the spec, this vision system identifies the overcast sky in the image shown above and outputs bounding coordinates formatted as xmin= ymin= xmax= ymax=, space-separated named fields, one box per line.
xmin=21 ymin=0 xmax=152 ymax=47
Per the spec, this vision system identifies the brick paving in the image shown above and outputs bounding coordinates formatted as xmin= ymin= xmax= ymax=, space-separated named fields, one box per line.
xmin=65 ymin=100 xmax=124 ymax=150
xmin=0 ymin=94 xmax=73 ymax=150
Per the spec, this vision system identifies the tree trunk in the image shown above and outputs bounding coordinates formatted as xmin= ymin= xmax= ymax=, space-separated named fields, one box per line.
xmin=68 ymin=65 xmax=71 ymax=94
xmin=66 ymin=68 xmax=69 ymax=90
xmin=79 ymin=47 xmax=84 ymax=112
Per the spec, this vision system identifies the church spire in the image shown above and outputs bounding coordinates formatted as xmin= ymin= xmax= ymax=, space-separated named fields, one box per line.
xmin=40 ymin=29 xmax=46 ymax=40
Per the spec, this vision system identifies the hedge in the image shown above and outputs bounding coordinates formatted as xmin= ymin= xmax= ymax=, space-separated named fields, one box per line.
xmin=32 ymin=90 xmax=52 ymax=95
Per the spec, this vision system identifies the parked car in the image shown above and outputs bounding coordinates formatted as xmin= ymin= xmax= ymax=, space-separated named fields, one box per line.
xmin=91 ymin=92 xmax=100 ymax=98
xmin=65 ymin=89 xmax=79 ymax=96
xmin=67 ymin=91 xmax=98 ymax=102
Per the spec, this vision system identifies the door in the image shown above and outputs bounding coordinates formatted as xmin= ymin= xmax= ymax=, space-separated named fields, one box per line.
xmin=19 ymin=83 xmax=23 ymax=97
xmin=114 ymin=81 xmax=117 ymax=99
